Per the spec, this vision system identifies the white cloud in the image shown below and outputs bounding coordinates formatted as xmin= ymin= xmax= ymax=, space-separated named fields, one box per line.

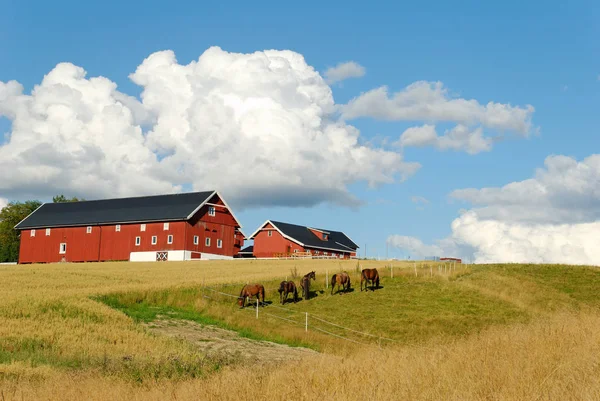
xmin=0 ymin=197 xmax=8 ymax=210
xmin=450 ymin=154 xmax=600 ymax=225
xmin=397 ymin=124 xmax=492 ymax=154
xmin=343 ymin=81 xmax=535 ymax=154
xmin=343 ymin=82 xmax=534 ymax=133
xmin=0 ymin=47 xmax=420 ymax=209
xmin=387 ymin=235 xmax=443 ymax=257
xmin=324 ymin=61 xmax=366 ymax=84
xmin=388 ymin=154 xmax=600 ymax=265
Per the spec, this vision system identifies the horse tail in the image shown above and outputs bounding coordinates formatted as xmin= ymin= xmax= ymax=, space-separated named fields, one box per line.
xmin=331 ymin=274 xmax=337 ymax=294
xmin=293 ymin=284 xmax=298 ymax=302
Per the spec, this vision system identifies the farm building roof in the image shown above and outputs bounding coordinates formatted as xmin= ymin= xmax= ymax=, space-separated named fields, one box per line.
xmin=14 ymin=191 xmax=222 ymax=230
xmin=238 ymin=245 xmax=254 ymax=254
xmin=248 ymin=220 xmax=359 ymax=253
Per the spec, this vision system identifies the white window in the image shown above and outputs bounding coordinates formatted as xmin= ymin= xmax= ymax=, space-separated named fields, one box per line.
xmin=86 ymin=226 xmax=92 ymax=234
xmin=140 ymin=224 xmax=146 ymax=232
xmin=293 ymin=249 xmax=298 ymax=253
xmin=151 ymin=236 xmax=157 ymax=245
xmin=163 ymin=222 xmax=169 ymax=231
xmin=116 ymin=225 xmax=121 ymax=232
xmin=135 ymin=236 xmax=141 ymax=246
xmin=46 ymin=228 xmax=51 ymax=236
xmin=208 ymin=206 xmax=215 ymax=216
xmin=217 ymin=239 xmax=222 ymax=248
xmin=205 ymin=238 xmax=211 ymax=247
xmin=167 ymin=235 xmax=173 ymax=244
xmin=59 ymin=243 xmax=67 ymax=254
xmin=268 ymin=230 xmax=272 ymax=237
xmin=193 ymin=236 xmax=199 ymax=245
xmin=30 ymin=230 xmax=35 ymax=237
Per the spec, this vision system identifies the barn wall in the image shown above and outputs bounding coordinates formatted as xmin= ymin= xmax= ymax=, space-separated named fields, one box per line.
xmin=252 ymin=227 xmax=305 ymax=257
xmin=19 ymin=227 xmax=101 ymax=264
xmin=184 ymin=194 xmax=242 ymax=257
xmin=98 ymin=221 xmax=187 ymax=261
xmin=250 ymin=223 xmax=356 ymax=259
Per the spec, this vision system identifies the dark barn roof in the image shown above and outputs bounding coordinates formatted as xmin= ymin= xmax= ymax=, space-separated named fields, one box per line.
xmin=250 ymin=220 xmax=358 ymax=253
xmin=238 ymin=245 xmax=254 ymax=254
xmin=15 ymin=191 xmax=216 ymax=230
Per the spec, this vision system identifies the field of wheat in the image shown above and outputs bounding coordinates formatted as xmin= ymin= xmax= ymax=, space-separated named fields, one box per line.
xmin=1 ymin=259 xmax=599 ymax=400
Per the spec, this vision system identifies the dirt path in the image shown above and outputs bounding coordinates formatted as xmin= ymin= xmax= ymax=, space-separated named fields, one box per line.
xmin=144 ymin=318 xmax=318 ymax=365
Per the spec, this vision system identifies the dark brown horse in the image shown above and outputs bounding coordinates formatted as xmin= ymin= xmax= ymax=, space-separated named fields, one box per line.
xmin=300 ymin=271 xmax=316 ymax=300
xmin=331 ymin=272 xmax=351 ymax=295
xmin=360 ymin=268 xmax=380 ymax=292
xmin=237 ymin=283 xmax=265 ymax=307
xmin=278 ymin=280 xmax=299 ymax=304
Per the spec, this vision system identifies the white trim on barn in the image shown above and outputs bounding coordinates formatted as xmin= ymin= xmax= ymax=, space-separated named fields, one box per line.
xmin=129 ymin=250 xmax=233 ymax=262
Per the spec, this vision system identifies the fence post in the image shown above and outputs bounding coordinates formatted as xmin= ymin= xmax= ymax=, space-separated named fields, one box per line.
xmin=414 ymin=263 xmax=417 ymax=277
xmin=305 ymin=312 xmax=308 ymax=332
xmin=326 ymin=269 xmax=328 ymax=289
xmin=391 ymin=265 xmax=393 ymax=279
xmin=256 ymin=298 xmax=259 ymax=318
xmin=430 ymin=265 xmax=432 ymax=277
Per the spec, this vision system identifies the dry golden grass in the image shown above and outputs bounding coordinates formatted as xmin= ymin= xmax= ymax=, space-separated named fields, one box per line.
xmin=1 ymin=259 xmax=599 ymax=400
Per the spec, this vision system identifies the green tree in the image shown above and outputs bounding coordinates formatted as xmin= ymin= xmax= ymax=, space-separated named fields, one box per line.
xmin=0 ymin=195 xmax=82 ymax=262
xmin=0 ymin=200 xmax=42 ymax=263
xmin=53 ymin=194 xmax=84 ymax=203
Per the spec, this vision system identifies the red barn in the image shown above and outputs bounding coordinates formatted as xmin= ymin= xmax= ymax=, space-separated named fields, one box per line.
xmin=15 ymin=191 xmax=245 ymax=263
xmin=247 ymin=220 xmax=358 ymax=259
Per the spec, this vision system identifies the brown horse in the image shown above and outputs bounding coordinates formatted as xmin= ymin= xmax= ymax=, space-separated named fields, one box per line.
xmin=237 ymin=283 xmax=265 ymax=307
xmin=360 ymin=268 xmax=380 ymax=292
xmin=278 ymin=280 xmax=299 ymax=304
xmin=331 ymin=272 xmax=351 ymax=295
xmin=300 ymin=271 xmax=316 ymax=300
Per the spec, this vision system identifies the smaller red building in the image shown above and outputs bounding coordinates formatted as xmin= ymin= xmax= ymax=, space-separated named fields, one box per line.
xmin=247 ymin=220 xmax=358 ymax=259
xmin=15 ymin=191 xmax=245 ymax=263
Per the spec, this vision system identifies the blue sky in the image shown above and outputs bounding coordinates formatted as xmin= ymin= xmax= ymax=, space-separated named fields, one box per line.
xmin=1 ymin=0 xmax=599 ymax=261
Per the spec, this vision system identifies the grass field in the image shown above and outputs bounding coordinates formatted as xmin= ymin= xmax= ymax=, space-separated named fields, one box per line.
xmin=1 ymin=259 xmax=599 ymax=400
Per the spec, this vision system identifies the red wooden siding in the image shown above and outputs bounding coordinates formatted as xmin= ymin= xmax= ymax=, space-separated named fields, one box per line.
xmin=252 ymin=227 xmax=304 ymax=257
xmin=308 ymin=228 xmax=327 ymax=241
xmin=18 ymin=193 xmax=244 ymax=263
xmin=252 ymin=223 xmax=355 ymax=259
xmin=184 ymin=194 xmax=243 ymax=257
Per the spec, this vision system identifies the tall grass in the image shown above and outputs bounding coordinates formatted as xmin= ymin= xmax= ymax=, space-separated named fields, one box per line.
xmin=0 ymin=259 xmax=599 ymax=400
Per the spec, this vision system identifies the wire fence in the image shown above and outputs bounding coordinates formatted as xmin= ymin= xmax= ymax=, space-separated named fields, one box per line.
xmin=197 ymin=261 xmax=471 ymax=346
xmin=202 ymin=286 xmax=397 ymax=347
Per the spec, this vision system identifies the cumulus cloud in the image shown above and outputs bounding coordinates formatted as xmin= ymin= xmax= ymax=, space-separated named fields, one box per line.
xmin=387 ymin=235 xmax=444 ymax=257
xmin=388 ymin=154 xmax=600 ymax=265
xmin=0 ymin=47 xmax=420 ymax=208
xmin=343 ymin=81 xmax=535 ymax=153
xmin=324 ymin=61 xmax=366 ymax=84
xmin=450 ymin=154 xmax=600 ymax=224
xmin=0 ymin=197 xmax=8 ymax=210
xmin=396 ymin=124 xmax=492 ymax=154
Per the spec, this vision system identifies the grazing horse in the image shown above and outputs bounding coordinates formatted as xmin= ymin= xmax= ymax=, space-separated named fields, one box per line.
xmin=300 ymin=271 xmax=316 ymax=300
xmin=278 ymin=280 xmax=299 ymax=304
xmin=331 ymin=272 xmax=351 ymax=295
xmin=360 ymin=268 xmax=380 ymax=292
xmin=237 ymin=283 xmax=265 ymax=307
